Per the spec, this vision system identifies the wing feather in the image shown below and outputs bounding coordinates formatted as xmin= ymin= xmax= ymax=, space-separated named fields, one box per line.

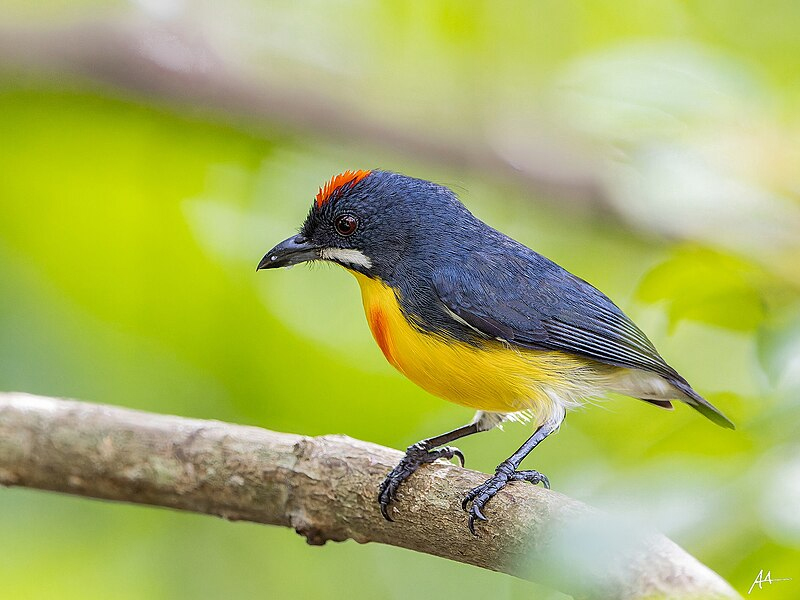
xmin=431 ymin=258 xmax=678 ymax=379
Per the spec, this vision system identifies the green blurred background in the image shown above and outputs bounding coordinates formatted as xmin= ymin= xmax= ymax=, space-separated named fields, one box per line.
xmin=1 ymin=1 xmax=799 ymax=598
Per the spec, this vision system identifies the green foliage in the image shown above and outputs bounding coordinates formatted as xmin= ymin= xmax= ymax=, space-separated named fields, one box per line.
xmin=1 ymin=1 xmax=800 ymax=598
xmin=637 ymin=246 xmax=766 ymax=332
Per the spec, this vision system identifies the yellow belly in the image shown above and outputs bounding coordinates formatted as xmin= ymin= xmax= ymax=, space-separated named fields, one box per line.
xmin=351 ymin=271 xmax=604 ymax=418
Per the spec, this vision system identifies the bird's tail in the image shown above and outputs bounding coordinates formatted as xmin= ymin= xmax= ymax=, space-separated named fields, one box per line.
xmin=668 ymin=376 xmax=735 ymax=430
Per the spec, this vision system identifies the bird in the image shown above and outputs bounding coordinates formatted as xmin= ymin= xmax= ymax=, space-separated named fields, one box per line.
xmin=257 ymin=169 xmax=734 ymax=535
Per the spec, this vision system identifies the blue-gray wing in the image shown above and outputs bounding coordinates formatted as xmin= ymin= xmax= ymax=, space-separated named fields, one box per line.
xmin=431 ymin=255 xmax=678 ymax=380
xmin=430 ymin=250 xmax=736 ymax=430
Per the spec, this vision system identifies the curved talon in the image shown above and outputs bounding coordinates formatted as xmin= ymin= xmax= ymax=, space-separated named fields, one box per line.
xmin=462 ymin=487 xmax=479 ymax=511
xmin=378 ymin=443 xmax=466 ymax=522
xmin=377 ymin=481 xmax=389 ymax=503
xmin=461 ymin=467 xmax=549 ymax=535
xmin=471 ymin=504 xmax=487 ymax=522
xmin=510 ymin=469 xmax=550 ymax=488
xmin=430 ymin=446 xmax=464 ymax=466
xmin=468 ymin=516 xmax=476 ymax=537
xmin=467 ymin=504 xmax=489 ymax=536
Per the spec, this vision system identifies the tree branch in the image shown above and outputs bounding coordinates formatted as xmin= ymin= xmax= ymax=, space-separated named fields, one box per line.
xmin=0 ymin=392 xmax=739 ymax=599
xmin=0 ymin=18 xmax=605 ymax=211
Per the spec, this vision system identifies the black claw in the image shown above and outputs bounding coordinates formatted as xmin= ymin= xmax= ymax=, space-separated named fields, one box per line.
xmin=380 ymin=502 xmax=393 ymax=522
xmin=461 ymin=467 xmax=550 ymax=534
xmin=462 ymin=488 xmax=478 ymax=511
xmin=511 ymin=469 xmax=550 ymax=489
xmin=378 ymin=443 xmax=466 ymax=522
xmin=472 ymin=505 xmax=487 ymax=522
xmin=467 ymin=504 xmax=489 ymax=536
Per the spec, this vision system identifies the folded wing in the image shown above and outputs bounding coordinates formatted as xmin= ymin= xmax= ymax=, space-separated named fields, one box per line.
xmin=431 ymin=252 xmax=734 ymax=429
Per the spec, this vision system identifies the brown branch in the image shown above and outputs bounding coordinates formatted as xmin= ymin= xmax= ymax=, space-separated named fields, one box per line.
xmin=0 ymin=392 xmax=739 ymax=599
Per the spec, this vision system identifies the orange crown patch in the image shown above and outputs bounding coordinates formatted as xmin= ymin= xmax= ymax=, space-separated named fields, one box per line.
xmin=315 ymin=170 xmax=372 ymax=207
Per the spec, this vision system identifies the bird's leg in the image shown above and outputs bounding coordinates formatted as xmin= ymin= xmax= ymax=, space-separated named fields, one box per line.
xmin=462 ymin=418 xmax=560 ymax=536
xmin=378 ymin=422 xmax=480 ymax=521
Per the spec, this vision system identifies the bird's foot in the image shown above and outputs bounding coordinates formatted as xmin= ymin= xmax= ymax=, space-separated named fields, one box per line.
xmin=462 ymin=461 xmax=549 ymax=536
xmin=379 ymin=442 xmax=464 ymax=521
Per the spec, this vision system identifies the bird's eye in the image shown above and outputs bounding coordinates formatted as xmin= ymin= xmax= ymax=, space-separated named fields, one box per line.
xmin=334 ymin=214 xmax=358 ymax=236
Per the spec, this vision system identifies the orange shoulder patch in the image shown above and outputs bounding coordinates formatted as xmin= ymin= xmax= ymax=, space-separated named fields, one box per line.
xmin=315 ymin=170 xmax=372 ymax=207
xmin=368 ymin=306 xmax=397 ymax=368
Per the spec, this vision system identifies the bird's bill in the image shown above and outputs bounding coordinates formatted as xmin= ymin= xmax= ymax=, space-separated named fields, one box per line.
xmin=257 ymin=235 xmax=318 ymax=270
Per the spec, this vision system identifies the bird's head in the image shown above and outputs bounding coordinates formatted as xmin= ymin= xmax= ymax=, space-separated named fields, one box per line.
xmin=257 ymin=170 xmax=474 ymax=280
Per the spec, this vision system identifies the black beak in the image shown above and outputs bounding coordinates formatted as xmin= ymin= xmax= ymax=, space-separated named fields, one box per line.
xmin=257 ymin=235 xmax=318 ymax=270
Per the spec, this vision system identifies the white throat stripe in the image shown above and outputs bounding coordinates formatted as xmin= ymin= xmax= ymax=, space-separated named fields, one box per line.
xmin=320 ymin=248 xmax=373 ymax=269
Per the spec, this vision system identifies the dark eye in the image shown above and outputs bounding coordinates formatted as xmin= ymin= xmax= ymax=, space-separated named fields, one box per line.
xmin=334 ymin=214 xmax=358 ymax=236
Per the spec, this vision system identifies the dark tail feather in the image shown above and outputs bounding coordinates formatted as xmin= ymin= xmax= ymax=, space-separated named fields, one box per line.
xmin=640 ymin=398 xmax=673 ymax=410
xmin=668 ymin=377 xmax=735 ymax=430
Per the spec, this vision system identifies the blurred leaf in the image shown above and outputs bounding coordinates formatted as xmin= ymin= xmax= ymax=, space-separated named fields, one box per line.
xmin=637 ymin=246 xmax=765 ymax=332
xmin=756 ymin=309 xmax=800 ymax=387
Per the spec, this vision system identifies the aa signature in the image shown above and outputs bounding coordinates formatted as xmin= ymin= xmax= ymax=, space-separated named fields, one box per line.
xmin=748 ymin=569 xmax=791 ymax=594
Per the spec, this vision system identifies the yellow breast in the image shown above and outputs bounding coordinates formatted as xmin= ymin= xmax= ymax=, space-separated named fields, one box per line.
xmin=350 ymin=271 xmax=598 ymax=418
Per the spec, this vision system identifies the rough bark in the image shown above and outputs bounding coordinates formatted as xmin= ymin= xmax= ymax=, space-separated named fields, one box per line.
xmin=0 ymin=392 xmax=740 ymax=599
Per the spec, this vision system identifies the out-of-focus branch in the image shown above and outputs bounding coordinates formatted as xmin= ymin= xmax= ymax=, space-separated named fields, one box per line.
xmin=0 ymin=392 xmax=739 ymax=599
xmin=0 ymin=17 xmax=605 ymax=210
